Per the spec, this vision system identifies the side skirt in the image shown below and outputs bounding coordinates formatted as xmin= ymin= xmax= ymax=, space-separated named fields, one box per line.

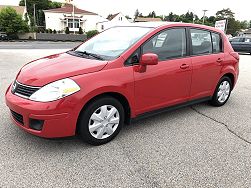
xmin=129 ymin=96 xmax=212 ymax=124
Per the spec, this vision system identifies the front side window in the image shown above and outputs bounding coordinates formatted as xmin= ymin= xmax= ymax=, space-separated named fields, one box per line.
xmin=190 ymin=29 xmax=212 ymax=55
xmin=142 ymin=28 xmax=187 ymax=61
xmin=212 ymin=32 xmax=223 ymax=53
xmin=75 ymin=27 xmax=152 ymax=60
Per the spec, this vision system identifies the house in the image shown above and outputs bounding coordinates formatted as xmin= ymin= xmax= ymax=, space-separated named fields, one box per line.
xmin=244 ymin=28 xmax=251 ymax=37
xmin=43 ymin=4 xmax=107 ymax=33
xmin=97 ymin=12 xmax=131 ymax=32
xmin=0 ymin=5 xmax=28 ymax=20
xmin=134 ymin=17 xmax=163 ymax=22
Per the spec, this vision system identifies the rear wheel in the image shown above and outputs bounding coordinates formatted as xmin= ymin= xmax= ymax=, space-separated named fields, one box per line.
xmin=78 ymin=96 xmax=124 ymax=145
xmin=210 ymin=76 xmax=232 ymax=107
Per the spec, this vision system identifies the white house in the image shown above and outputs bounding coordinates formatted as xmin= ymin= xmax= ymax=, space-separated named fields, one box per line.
xmin=97 ymin=12 xmax=131 ymax=32
xmin=43 ymin=4 xmax=107 ymax=33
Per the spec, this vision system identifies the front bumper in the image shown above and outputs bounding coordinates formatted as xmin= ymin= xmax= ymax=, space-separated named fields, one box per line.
xmin=5 ymin=85 xmax=79 ymax=138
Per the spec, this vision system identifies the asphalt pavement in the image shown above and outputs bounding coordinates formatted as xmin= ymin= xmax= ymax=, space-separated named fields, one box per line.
xmin=0 ymin=45 xmax=251 ymax=187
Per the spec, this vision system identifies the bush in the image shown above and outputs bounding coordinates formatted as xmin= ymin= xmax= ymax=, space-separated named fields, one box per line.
xmin=86 ymin=30 xmax=99 ymax=39
xmin=48 ymin=29 xmax=52 ymax=33
xmin=39 ymin=27 xmax=45 ymax=33
xmin=32 ymin=27 xmax=39 ymax=33
xmin=78 ymin=27 xmax=83 ymax=34
xmin=65 ymin=27 xmax=70 ymax=34
xmin=0 ymin=7 xmax=29 ymax=35
xmin=45 ymin=29 xmax=49 ymax=33
xmin=53 ymin=29 xmax=57 ymax=34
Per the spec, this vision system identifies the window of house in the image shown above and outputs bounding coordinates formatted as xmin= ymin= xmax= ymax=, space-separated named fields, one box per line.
xmin=142 ymin=28 xmax=187 ymax=61
xmin=212 ymin=32 xmax=223 ymax=53
xmin=68 ymin=19 xmax=80 ymax=28
xmin=190 ymin=29 xmax=212 ymax=55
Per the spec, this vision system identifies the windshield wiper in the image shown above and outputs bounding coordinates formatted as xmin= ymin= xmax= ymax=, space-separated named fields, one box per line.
xmin=75 ymin=51 xmax=104 ymax=60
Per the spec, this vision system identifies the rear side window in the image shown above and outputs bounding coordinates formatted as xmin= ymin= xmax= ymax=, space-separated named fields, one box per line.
xmin=212 ymin=32 xmax=223 ymax=53
xmin=142 ymin=28 xmax=186 ymax=61
xmin=190 ymin=29 xmax=212 ymax=55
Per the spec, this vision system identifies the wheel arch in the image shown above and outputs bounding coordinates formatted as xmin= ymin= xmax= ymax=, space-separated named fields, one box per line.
xmin=223 ymin=73 xmax=235 ymax=90
xmin=76 ymin=92 xmax=132 ymax=134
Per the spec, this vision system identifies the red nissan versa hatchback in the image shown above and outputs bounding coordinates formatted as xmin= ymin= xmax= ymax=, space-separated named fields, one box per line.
xmin=5 ymin=22 xmax=239 ymax=145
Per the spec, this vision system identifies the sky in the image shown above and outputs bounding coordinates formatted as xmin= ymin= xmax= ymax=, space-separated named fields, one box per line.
xmin=0 ymin=0 xmax=250 ymax=21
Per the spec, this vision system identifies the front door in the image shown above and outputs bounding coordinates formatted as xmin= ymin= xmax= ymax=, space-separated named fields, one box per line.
xmin=134 ymin=28 xmax=192 ymax=115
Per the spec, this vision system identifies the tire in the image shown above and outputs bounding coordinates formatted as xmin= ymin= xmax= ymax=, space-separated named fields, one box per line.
xmin=210 ymin=76 xmax=232 ymax=107
xmin=78 ymin=96 xmax=124 ymax=145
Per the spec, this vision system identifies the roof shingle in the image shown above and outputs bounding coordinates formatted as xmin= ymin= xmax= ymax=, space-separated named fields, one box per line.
xmin=43 ymin=4 xmax=97 ymax=15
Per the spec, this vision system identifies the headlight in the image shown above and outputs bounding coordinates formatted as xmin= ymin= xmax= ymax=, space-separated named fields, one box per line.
xmin=29 ymin=78 xmax=80 ymax=102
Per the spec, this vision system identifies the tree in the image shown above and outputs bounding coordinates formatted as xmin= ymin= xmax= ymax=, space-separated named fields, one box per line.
xmin=19 ymin=0 xmax=61 ymax=26
xmin=0 ymin=7 xmax=29 ymax=35
xmin=240 ymin=20 xmax=249 ymax=29
xmin=134 ymin=9 xmax=139 ymax=20
xmin=216 ymin=8 xmax=235 ymax=19
xmin=147 ymin=11 xmax=156 ymax=18
xmin=226 ymin=18 xmax=241 ymax=35
xmin=164 ymin=12 xmax=181 ymax=22
xmin=86 ymin=30 xmax=99 ymax=39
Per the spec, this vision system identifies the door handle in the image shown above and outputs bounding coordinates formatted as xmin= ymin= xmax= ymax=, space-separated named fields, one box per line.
xmin=216 ymin=58 xmax=223 ymax=63
xmin=180 ymin=64 xmax=189 ymax=69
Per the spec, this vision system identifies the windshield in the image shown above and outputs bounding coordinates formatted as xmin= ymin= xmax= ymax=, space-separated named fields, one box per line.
xmin=74 ymin=27 xmax=152 ymax=60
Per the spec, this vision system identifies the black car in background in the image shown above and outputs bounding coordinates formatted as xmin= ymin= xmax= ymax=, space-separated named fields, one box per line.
xmin=0 ymin=32 xmax=8 ymax=41
xmin=230 ymin=37 xmax=251 ymax=55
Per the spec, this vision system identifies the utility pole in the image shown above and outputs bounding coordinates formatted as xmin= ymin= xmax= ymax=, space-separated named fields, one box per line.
xmin=202 ymin=10 xmax=208 ymax=24
xmin=24 ymin=0 xmax=27 ymax=9
xmin=33 ymin=4 xmax=36 ymax=26
xmin=72 ymin=0 xmax=75 ymax=34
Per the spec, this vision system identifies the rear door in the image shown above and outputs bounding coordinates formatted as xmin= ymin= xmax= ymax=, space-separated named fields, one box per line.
xmin=189 ymin=28 xmax=224 ymax=100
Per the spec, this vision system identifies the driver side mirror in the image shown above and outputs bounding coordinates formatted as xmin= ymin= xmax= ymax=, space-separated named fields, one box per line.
xmin=140 ymin=53 xmax=158 ymax=66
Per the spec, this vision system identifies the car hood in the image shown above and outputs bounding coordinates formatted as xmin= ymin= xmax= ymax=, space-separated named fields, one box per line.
xmin=16 ymin=52 xmax=108 ymax=86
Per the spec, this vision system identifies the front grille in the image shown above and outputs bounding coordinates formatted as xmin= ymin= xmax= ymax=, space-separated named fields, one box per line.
xmin=10 ymin=110 xmax=24 ymax=125
xmin=12 ymin=81 xmax=40 ymax=98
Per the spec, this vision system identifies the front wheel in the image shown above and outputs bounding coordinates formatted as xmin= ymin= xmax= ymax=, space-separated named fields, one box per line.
xmin=78 ymin=96 xmax=124 ymax=145
xmin=210 ymin=76 xmax=232 ymax=107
